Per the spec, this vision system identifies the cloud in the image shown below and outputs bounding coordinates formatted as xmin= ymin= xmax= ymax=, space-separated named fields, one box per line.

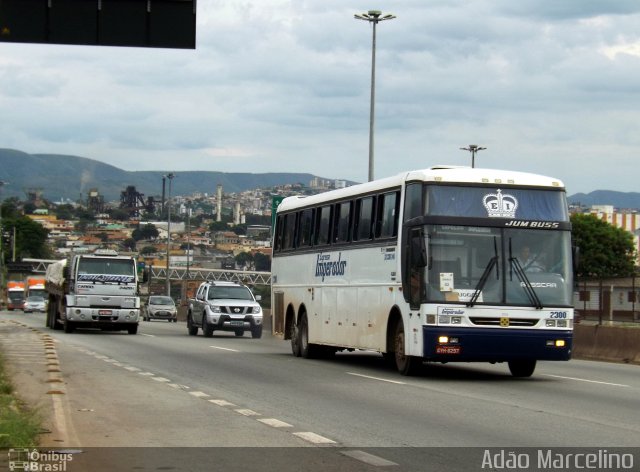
xmin=0 ymin=0 xmax=639 ymax=194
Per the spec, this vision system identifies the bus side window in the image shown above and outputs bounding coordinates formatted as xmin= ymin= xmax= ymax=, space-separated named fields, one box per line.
xmin=274 ymin=215 xmax=284 ymax=252
xmin=282 ymin=213 xmax=297 ymax=250
xmin=333 ymin=201 xmax=353 ymax=244
xmin=354 ymin=196 xmax=374 ymax=241
xmin=376 ymin=191 xmax=400 ymax=239
xmin=297 ymin=208 xmax=314 ymax=248
xmin=314 ymin=205 xmax=332 ymax=246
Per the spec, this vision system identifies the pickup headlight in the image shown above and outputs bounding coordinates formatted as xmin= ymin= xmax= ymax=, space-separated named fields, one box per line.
xmin=209 ymin=305 xmax=221 ymax=313
xmin=251 ymin=306 xmax=261 ymax=314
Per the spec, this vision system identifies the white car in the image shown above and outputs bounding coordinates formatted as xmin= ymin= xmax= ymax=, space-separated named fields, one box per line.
xmin=144 ymin=295 xmax=178 ymax=322
xmin=23 ymin=296 xmax=46 ymax=313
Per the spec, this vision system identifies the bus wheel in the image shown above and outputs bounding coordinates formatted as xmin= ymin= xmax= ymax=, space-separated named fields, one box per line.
xmin=508 ymin=360 xmax=536 ymax=378
xmin=394 ymin=319 xmax=421 ymax=376
xmin=299 ymin=313 xmax=318 ymax=359
xmin=290 ymin=316 xmax=301 ymax=357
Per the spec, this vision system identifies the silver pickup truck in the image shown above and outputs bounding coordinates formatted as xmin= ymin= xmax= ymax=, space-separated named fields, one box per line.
xmin=187 ymin=281 xmax=263 ymax=338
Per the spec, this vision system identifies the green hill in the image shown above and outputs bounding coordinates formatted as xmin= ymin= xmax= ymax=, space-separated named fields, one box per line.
xmin=0 ymin=149 xmax=331 ymax=202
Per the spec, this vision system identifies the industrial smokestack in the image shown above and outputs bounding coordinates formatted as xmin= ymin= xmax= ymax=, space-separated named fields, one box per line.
xmin=216 ymin=184 xmax=222 ymax=222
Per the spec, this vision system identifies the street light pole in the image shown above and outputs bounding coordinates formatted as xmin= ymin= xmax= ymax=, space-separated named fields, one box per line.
xmin=0 ymin=181 xmax=6 ymax=306
xmin=355 ymin=10 xmax=396 ymax=182
xmin=460 ymin=145 xmax=486 ymax=168
xmin=164 ymin=173 xmax=175 ymax=297
xmin=186 ymin=201 xmax=191 ymax=279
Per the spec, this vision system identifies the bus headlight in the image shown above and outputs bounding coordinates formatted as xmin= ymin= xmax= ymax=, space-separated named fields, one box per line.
xmin=546 ymin=319 xmax=557 ymax=327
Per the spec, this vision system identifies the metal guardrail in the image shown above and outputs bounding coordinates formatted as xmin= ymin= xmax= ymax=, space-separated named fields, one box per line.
xmin=18 ymin=259 xmax=272 ymax=286
xmin=149 ymin=266 xmax=272 ymax=286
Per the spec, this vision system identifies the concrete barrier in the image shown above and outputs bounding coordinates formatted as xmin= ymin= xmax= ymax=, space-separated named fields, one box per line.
xmin=573 ymin=324 xmax=640 ymax=365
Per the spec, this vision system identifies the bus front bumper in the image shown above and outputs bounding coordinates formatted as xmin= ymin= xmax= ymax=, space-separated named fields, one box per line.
xmin=423 ymin=327 xmax=572 ymax=362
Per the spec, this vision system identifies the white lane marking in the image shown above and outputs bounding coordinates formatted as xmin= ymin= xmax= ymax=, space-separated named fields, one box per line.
xmin=542 ymin=374 xmax=629 ymax=387
xmin=138 ymin=372 xmax=155 ymax=376
xmin=124 ymin=366 xmax=141 ymax=372
xmin=209 ymin=399 xmax=236 ymax=407
xmin=140 ymin=334 xmax=155 ymax=337
xmin=341 ymin=450 xmax=398 ymax=467
xmin=210 ymin=346 xmax=240 ymax=352
xmin=235 ymin=408 xmax=260 ymax=417
xmin=293 ymin=432 xmax=337 ymax=445
xmin=258 ymin=418 xmax=293 ymax=428
xmin=189 ymin=391 xmax=210 ymax=398
xmin=152 ymin=377 xmax=171 ymax=382
xmin=347 ymin=372 xmax=406 ymax=385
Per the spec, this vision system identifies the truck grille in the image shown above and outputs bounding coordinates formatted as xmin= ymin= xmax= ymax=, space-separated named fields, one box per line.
xmin=222 ymin=306 xmax=250 ymax=315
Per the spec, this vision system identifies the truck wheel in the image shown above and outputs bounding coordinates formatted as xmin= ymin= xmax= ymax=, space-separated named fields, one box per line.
xmin=127 ymin=325 xmax=138 ymax=335
xmin=202 ymin=316 xmax=214 ymax=338
xmin=251 ymin=325 xmax=263 ymax=339
xmin=63 ymin=320 xmax=75 ymax=334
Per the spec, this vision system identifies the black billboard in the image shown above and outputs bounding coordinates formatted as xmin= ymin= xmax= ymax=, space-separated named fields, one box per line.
xmin=0 ymin=0 xmax=196 ymax=49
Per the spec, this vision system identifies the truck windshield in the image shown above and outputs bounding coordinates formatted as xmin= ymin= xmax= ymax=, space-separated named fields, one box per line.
xmin=78 ymin=259 xmax=135 ymax=276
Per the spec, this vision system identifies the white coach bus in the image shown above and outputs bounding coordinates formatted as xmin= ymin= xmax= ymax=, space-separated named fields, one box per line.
xmin=271 ymin=166 xmax=574 ymax=377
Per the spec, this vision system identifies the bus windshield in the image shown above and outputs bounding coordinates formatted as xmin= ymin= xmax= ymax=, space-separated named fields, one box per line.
xmin=424 ymin=225 xmax=573 ymax=307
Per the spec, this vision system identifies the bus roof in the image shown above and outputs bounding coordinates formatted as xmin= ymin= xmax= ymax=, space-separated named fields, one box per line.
xmin=277 ymin=166 xmax=565 ymax=213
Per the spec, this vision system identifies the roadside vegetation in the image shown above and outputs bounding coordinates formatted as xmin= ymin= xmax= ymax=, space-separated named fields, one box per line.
xmin=0 ymin=352 xmax=41 ymax=447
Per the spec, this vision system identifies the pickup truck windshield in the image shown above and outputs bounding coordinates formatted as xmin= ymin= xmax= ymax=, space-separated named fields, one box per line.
xmin=208 ymin=286 xmax=253 ymax=301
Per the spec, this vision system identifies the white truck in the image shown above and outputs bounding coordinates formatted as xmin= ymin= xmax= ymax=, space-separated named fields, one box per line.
xmin=45 ymin=250 xmax=145 ymax=334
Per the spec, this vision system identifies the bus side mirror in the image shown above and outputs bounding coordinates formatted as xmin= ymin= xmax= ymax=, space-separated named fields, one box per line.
xmin=572 ymin=245 xmax=580 ymax=273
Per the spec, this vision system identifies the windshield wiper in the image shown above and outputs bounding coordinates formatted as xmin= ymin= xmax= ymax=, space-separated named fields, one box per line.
xmin=508 ymin=239 xmax=543 ymax=309
xmin=467 ymin=237 xmax=500 ymax=307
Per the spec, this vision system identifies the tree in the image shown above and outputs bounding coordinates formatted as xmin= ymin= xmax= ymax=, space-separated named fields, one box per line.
xmin=570 ymin=213 xmax=636 ymax=278
xmin=254 ymin=252 xmax=271 ymax=271
xmin=140 ymin=246 xmax=157 ymax=255
xmin=122 ymin=238 xmax=137 ymax=252
xmin=2 ymin=216 xmax=51 ymax=260
xmin=234 ymin=251 xmax=253 ymax=269
xmin=132 ymin=223 xmax=159 ymax=241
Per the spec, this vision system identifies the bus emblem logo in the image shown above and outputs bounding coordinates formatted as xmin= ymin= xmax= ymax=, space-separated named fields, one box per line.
xmin=500 ymin=317 xmax=510 ymax=327
xmin=483 ymin=189 xmax=518 ymax=218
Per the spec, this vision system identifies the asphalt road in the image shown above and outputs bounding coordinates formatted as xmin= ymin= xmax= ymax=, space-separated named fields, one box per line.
xmin=1 ymin=310 xmax=639 ymax=471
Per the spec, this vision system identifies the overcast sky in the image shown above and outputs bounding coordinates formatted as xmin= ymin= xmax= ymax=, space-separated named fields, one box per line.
xmin=1 ymin=0 xmax=639 ymax=194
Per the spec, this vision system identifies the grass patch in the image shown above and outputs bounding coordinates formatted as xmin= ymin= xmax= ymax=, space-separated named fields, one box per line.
xmin=0 ymin=352 xmax=42 ymax=447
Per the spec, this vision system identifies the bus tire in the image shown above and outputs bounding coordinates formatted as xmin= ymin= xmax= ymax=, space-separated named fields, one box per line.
xmin=127 ymin=325 xmax=138 ymax=335
xmin=290 ymin=315 xmax=301 ymax=357
xmin=299 ymin=313 xmax=318 ymax=359
xmin=508 ymin=360 xmax=536 ymax=377
xmin=394 ymin=319 xmax=421 ymax=376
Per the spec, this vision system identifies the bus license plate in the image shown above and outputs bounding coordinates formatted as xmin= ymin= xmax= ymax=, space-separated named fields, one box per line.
xmin=436 ymin=345 xmax=461 ymax=355
xmin=99 ymin=310 xmax=112 ymax=316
